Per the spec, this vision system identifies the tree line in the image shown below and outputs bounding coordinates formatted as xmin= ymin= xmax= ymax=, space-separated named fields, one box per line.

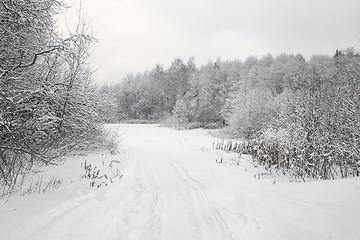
xmin=108 ymin=49 xmax=359 ymax=180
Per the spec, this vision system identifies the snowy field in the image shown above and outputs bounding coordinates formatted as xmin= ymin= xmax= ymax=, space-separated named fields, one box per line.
xmin=0 ymin=124 xmax=359 ymax=240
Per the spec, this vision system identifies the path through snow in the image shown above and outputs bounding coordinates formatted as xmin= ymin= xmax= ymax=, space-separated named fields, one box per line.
xmin=1 ymin=124 xmax=359 ymax=240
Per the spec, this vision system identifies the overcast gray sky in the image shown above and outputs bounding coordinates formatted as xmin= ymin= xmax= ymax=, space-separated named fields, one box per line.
xmin=61 ymin=0 xmax=360 ymax=85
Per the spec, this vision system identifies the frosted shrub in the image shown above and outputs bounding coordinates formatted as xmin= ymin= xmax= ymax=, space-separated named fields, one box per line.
xmin=216 ymin=94 xmax=359 ymax=180
xmin=0 ymin=1 xmax=110 ymax=196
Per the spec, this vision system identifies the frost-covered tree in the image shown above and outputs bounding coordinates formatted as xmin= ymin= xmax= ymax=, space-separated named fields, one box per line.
xmin=0 ymin=0 xmax=103 ymax=193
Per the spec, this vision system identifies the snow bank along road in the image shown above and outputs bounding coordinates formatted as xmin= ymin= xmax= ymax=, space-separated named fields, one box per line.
xmin=1 ymin=124 xmax=360 ymax=240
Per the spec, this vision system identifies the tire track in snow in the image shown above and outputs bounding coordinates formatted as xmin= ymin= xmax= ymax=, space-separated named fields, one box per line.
xmin=134 ymin=155 xmax=164 ymax=240
xmin=109 ymin=158 xmax=150 ymax=239
xmin=114 ymin=149 xmax=284 ymax=240
xmin=170 ymin=160 xmax=233 ymax=240
xmin=109 ymin=151 xmax=164 ymax=240
xmin=119 ymin=128 xmax=234 ymax=240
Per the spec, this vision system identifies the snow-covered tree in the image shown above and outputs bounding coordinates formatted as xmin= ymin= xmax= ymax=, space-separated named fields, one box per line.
xmin=0 ymin=0 xmax=104 ymax=193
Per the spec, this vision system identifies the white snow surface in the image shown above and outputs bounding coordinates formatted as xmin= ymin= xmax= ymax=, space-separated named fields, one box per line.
xmin=1 ymin=124 xmax=359 ymax=240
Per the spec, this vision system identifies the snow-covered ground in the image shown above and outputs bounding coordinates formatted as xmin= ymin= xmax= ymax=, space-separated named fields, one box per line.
xmin=1 ymin=124 xmax=359 ymax=240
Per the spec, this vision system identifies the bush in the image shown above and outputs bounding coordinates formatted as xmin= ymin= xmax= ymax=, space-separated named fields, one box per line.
xmin=0 ymin=1 xmax=110 ymax=196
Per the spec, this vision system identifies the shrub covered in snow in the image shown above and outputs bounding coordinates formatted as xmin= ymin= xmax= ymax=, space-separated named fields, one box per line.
xmin=0 ymin=1 xmax=114 ymax=196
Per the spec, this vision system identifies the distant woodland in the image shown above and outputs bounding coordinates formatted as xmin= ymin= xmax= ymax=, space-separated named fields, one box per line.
xmin=104 ymin=50 xmax=360 ymax=180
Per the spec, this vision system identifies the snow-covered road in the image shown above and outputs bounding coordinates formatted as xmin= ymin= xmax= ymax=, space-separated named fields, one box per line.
xmin=1 ymin=124 xmax=360 ymax=240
